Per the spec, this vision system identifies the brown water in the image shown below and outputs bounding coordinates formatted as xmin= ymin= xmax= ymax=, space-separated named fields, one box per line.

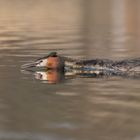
xmin=0 ymin=0 xmax=140 ymax=140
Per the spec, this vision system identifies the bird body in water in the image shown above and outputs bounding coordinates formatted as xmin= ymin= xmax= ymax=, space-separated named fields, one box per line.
xmin=21 ymin=52 xmax=140 ymax=78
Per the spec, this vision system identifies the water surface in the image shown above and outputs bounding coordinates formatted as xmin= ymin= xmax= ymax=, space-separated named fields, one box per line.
xmin=0 ymin=0 xmax=140 ymax=140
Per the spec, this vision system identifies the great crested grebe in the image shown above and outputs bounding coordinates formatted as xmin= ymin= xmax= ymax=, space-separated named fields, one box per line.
xmin=21 ymin=52 xmax=140 ymax=78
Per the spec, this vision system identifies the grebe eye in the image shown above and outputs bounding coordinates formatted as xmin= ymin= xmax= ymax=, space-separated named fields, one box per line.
xmin=39 ymin=74 xmax=43 ymax=79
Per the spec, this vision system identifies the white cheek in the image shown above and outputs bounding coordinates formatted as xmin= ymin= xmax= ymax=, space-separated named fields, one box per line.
xmin=41 ymin=60 xmax=48 ymax=66
xmin=37 ymin=60 xmax=48 ymax=66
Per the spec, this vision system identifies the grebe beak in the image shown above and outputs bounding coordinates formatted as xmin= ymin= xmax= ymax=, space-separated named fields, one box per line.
xmin=21 ymin=59 xmax=47 ymax=70
xmin=21 ymin=61 xmax=37 ymax=69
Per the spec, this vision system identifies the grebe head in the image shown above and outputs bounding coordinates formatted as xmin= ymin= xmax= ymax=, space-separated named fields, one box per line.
xmin=21 ymin=52 xmax=62 ymax=70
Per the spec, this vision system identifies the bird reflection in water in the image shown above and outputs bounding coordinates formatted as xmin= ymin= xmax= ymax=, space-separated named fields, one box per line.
xmin=34 ymin=70 xmax=63 ymax=84
xmin=21 ymin=69 xmax=106 ymax=84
